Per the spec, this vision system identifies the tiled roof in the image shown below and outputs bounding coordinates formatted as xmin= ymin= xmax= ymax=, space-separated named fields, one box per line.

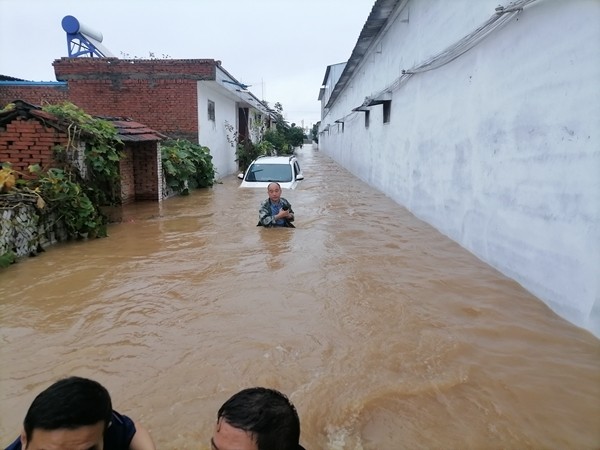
xmin=0 ymin=100 xmax=165 ymax=142
xmin=108 ymin=119 xmax=167 ymax=142
xmin=325 ymin=0 xmax=401 ymax=109
xmin=0 ymin=74 xmax=27 ymax=81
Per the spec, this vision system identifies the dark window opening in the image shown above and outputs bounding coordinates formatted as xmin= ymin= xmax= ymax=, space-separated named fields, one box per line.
xmin=208 ymin=100 xmax=215 ymax=121
xmin=383 ymin=101 xmax=391 ymax=123
xmin=365 ymin=110 xmax=370 ymax=128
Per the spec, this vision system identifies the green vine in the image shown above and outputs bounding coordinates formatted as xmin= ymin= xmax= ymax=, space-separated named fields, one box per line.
xmin=33 ymin=167 xmax=107 ymax=238
xmin=161 ymin=139 xmax=215 ymax=193
xmin=1 ymin=162 xmax=107 ymax=240
xmin=42 ymin=102 xmax=123 ymax=206
xmin=224 ymin=120 xmax=273 ymax=172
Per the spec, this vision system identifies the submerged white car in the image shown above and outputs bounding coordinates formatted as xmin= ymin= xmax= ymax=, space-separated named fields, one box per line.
xmin=238 ymin=155 xmax=304 ymax=189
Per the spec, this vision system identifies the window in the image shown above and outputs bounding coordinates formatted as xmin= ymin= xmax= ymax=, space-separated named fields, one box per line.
xmin=365 ymin=110 xmax=370 ymax=128
xmin=246 ymin=163 xmax=293 ymax=182
xmin=207 ymin=100 xmax=215 ymax=121
xmin=383 ymin=101 xmax=391 ymax=123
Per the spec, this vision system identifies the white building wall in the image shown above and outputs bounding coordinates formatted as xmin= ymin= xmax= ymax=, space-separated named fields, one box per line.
xmin=197 ymin=82 xmax=239 ymax=179
xmin=321 ymin=62 xmax=347 ymax=117
xmin=320 ymin=0 xmax=600 ymax=336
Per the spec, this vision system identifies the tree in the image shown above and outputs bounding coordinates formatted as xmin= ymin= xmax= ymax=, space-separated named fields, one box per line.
xmin=312 ymin=122 xmax=319 ymax=143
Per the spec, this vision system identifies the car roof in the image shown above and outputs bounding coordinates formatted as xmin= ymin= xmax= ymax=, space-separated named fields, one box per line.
xmin=251 ymin=155 xmax=296 ymax=165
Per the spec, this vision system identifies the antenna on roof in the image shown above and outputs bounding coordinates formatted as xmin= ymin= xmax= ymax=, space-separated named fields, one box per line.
xmin=61 ymin=15 xmax=114 ymax=58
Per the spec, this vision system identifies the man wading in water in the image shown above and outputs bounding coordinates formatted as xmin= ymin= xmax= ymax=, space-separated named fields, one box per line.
xmin=257 ymin=182 xmax=295 ymax=228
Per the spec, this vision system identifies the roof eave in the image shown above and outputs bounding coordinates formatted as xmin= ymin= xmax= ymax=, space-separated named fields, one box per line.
xmin=324 ymin=0 xmax=403 ymax=110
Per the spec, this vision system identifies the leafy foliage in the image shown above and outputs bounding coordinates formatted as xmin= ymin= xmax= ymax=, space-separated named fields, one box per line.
xmin=1 ymin=101 xmax=120 ymax=241
xmin=161 ymin=139 xmax=215 ymax=193
xmin=33 ymin=168 xmax=107 ymax=238
xmin=263 ymin=129 xmax=289 ymax=154
xmin=42 ymin=102 xmax=123 ymax=206
xmin=1 ymin=163 xmax=106 ymax=239
xmin=225 ymin=102 xmax=305 ymax=170
xmin=236 ymin=140 xmax=274 ymax=172
xmin=311 ymin=123 xmax=319 ymax=143
xmin=0 ymin=250 xmax=16 ymax=268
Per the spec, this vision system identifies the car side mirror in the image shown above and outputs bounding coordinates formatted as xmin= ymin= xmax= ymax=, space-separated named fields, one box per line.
xmin=238 ymin=173 xmax=244 ymax=180
xmin=296 ymin=174 xmax=304 ymax=181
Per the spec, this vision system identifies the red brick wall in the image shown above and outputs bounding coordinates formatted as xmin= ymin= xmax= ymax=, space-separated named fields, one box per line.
xmin=0 ymin=117 xmax=68 ymax=177
xmin=119 ymin=148 xmax=136 ymax=204
xmin=0 ymin=117 xmax=162 ymax=203
xmin=53 ymin=58 xmax=217 ymax=141
xmin=131 ymin=142 xmax=161 ymax=201
xmin=0 ymin=85 xmax=69 ymax=110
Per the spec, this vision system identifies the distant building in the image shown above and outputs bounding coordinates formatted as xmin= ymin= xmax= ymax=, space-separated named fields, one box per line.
xmin=318 ymin=0 xmax=600 ymax=335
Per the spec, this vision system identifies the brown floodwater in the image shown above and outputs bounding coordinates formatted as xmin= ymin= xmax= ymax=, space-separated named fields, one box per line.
xmin=1 ymin=146 xmax=599 ymax=449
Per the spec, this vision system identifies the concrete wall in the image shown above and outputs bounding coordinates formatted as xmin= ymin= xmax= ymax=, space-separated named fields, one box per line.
xmin=320 ymin=62 xmax=346 ymax=118
xmin=197 ymin=82 xmax=240 ymax=179
xmin=319 ymin=0 xmax=600 ymax=335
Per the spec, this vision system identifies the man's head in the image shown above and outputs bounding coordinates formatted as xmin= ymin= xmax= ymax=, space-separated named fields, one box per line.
xmin=20 ymin=376 xmax=113 ymax=450
xmin=267 ymin=182 xmax=282 ymax=203
xmin=212 ymin=387 xmax=301 ymax=450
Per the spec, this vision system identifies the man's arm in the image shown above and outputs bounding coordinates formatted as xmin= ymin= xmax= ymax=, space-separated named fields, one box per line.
xmin=258 ymin=200 xmax=276 ymax=227
xmin=129 ymin=420 xmax=156 ymax=450
xmin=284 ymin=200 xmax=294 ymax=222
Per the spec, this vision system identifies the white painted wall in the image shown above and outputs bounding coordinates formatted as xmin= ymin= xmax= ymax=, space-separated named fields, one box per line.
xmin=197 ymin=82 xmax=239 ymax=179
xmin=320 ymin=0 xmax=600 ymax=336
xmin=320 ymin=62 xmax=347 ymax=118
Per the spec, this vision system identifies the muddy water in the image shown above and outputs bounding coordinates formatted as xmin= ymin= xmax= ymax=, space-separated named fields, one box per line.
xmin=1 ymin=146 xmax=599 ymax=449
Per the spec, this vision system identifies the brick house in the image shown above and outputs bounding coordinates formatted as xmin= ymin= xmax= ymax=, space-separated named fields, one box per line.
xmin=0 ymin=100 xmax=165 ymax=204
xmin=0 ymin=58 xmax=273 ymax=178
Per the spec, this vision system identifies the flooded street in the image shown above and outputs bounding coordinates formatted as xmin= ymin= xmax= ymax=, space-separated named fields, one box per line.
xmin=1 ymin=146 xmax=599 ymax=449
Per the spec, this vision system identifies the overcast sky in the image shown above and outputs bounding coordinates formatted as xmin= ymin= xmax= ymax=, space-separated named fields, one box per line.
xmin=0 ymin=0 xmax=375 ymax=128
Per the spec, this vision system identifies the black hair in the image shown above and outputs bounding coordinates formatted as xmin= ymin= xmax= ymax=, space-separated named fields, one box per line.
xmin=217 ymin=387 xmax=301 ymax=450
xmin=23 ymin=376 xmax=113 ymax=441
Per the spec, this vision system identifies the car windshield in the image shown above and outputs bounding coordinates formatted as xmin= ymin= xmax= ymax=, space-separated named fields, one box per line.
xmin=245 ymin=163 xmax=292 ymax=182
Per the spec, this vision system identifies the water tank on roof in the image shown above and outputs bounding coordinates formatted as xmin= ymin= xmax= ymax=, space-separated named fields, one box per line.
xmin=61 ymin=15 xmax=113 ymax=58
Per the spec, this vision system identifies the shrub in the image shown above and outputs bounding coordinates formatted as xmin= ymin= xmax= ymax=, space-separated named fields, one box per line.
xmin=161 ymin=139 xmax=215 ymax=193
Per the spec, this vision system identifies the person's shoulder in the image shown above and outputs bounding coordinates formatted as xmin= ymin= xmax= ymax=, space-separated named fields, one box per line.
xmin=4 ymin=437 xmax=21 ymax=450
xmin=105 ymin=410 xmax=137 ymax=449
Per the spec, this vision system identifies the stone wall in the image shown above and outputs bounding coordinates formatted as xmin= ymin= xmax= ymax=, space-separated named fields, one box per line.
xmin=0 ymin=193 xmax=68 ymax=260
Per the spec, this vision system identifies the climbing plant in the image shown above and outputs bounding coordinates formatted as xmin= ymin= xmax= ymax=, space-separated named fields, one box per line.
xmin=1 ymin=163 xmax=106 ymax=240
xmin=42 ymin=102 xmax=123 ymax=206
xmin=224 ymin=120 xmax=273 ymax=172
xmin=161 ymin=139 xmax=215 ymax=193
xmin=33 ymin=167 xmax=106 ymax=238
